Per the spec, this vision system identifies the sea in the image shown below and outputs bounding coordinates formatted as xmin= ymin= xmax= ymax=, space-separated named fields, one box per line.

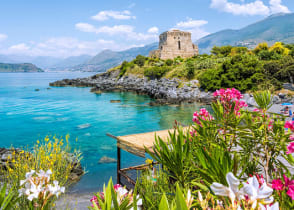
xmin=0 ymin=72 xmax=208 ymax=193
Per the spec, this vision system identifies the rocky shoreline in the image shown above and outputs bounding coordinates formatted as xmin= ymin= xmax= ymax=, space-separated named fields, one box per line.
xmin=50 ymin=69 xmax=294 ymax=106
xmin=50 ymin=70 xmax=214 ymax=104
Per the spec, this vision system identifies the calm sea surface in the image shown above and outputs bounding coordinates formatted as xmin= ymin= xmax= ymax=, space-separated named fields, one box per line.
xmin=0 ymin=72 xmax=208 ymax=193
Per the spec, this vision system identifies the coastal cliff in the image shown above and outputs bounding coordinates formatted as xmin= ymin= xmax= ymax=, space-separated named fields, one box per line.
xmin=50 ymin=69 xmax=214 ymax=104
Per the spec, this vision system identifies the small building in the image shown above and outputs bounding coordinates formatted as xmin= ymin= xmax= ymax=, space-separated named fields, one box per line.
xmin=149 ymin=29 xmax=199 ymax=60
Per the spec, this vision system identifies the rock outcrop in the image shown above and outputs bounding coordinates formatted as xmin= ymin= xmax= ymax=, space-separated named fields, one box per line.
xmin=50 ymin=70 xmax=213 ymax=104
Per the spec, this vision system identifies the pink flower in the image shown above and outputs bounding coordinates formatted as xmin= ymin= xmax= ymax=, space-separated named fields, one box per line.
xmin=90 ymin=195 xmax=98 ymax=207
xmin=253 ymin=108 xmax=261 ymax=112
xmin=285 ymin=121 xmax=294 ymax=131
xmin=213 ymin=88 xmax=247 ymax=116
xmin=272 ymin=179 xmax=284 ymax=190
xmin=114 ymin=184 xmax=122 ymax=191
xmin=286 ymin=142 xmax=294 ymax=155
xmin=287 ymin=185 xmax=294 ymax=200
xmin=283 ymin=175 xmax=294 ymax=188
xmin=290 ymin=135 xmax=294 ymax=141
xmin=192 ymin=108 xmax=214 ymax=125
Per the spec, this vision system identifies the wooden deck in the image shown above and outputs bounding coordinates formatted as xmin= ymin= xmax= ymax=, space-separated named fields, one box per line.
xmin=107 ymin=126 xmax=189 ymax=157
xmin=107 ymin=126 xmax=189 ymax=186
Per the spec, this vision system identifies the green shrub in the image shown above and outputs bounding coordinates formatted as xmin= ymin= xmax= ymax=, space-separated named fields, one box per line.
xmin=119 ymin=61 xmax=128 ymax=77
xmin=165 ymin=59 xmax=173 ymax=66
xmin=144 ymin=66 xmax=171 ymax=79
xmin=134 ymin=55 xmax=146 ymax=67
xmin=185 ymin=61 xmax=195 ymax=79
xmin=199 ymin=54 xmax=264 ymax=91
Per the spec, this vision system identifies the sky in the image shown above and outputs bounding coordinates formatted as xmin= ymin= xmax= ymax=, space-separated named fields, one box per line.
xmin=0 ymin=0 xmax=293 ymax=58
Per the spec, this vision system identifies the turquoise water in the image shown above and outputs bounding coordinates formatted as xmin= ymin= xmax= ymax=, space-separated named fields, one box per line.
xmin=0 ymin=72 xmax=207 ymax=193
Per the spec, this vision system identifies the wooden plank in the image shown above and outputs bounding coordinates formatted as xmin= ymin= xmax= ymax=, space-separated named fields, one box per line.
xmin=107 ymin=127 xmax=190 ymax=157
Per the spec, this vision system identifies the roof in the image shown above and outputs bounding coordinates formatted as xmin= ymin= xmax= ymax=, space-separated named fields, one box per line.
xmin=107 ymin=127 xmax=189 ymax=157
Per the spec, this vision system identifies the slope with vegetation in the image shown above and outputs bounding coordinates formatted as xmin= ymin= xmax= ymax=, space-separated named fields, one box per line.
xmin=196 ymin=13 xmax=294 ymax=53
xmin=0 ymin=63 xmax=43 ymax=72
xmin=111 ymin=42 xmax=294 ymax=92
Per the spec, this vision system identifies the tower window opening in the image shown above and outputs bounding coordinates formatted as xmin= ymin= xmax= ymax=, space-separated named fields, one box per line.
xmin=178 ymin=41 xmax=181 ymax=50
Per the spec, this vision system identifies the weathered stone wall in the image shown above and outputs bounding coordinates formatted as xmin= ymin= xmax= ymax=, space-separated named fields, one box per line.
xmin=150 ymin=30 xmax=198 ymax=60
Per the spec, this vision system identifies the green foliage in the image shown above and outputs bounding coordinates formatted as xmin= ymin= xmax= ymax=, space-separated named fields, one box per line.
xmin=211 ymin=46 xmax=233 ymax=57
xmin=185 ymin=61 xmax=195 ymax=79
xmin=134 ymin=55 xmax=146 ymax=67
xmin=0 ymin=184 xmax=18 ymax=210
xmin=137 ymin=168 xmax=173 ymax=209
xmin=90 ymin=178 xmax=137 ymax=210
xmin=199 ymin=54 xmax=264 ymax=91
xmin=145 ymin=128 xmax=192 ymax=186
xmin=158 ymin=184 xmax=191 ymax=210
xmin=144 ymin=66 xmax=171 ymax=79
xmin=119 ymin=61 xmax=128 ymax=77
xmin=165 ymin=59 xmax=173 ymax=66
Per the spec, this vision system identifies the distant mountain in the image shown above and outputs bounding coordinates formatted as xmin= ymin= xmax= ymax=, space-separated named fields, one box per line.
xmin=49 ymin=55 xmax=92 ymax=70
xmin=72 ymin=42 xmax=158 ymax=72
xmin=0 ymin=63 xmax=43 ymax=72
xmin=196 ymin=13 xmax=294 ymax=53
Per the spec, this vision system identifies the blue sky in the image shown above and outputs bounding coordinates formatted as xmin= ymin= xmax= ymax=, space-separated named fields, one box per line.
xmin=0 ymin=0 xmax=293 ymax=57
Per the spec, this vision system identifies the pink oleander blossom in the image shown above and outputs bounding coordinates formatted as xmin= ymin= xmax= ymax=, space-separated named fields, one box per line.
xmin=192 ymin=108 xmax=214 ymax=125
xmin=287 ymin=186 xmax=294 ymax=200
xmin=285 ymin=121 xmax=294 ymax=131
xmin=213 ymin=88 xmax=247 ymax=116
xmin=286 ymin=142 xmax=294 ymax=154
xmin=283 ymin=175 xmax=294 ymax=188
xmin=271 ymin=179 xmax=284 ymax=191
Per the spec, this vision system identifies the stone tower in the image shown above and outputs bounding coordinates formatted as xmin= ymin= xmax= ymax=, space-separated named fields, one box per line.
xmin=149 ymin=29 xmax=199 ymax=60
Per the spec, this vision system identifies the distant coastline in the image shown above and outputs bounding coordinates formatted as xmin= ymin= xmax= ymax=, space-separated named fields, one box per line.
xmin=0 ymin=63 xmax=43 ymax=73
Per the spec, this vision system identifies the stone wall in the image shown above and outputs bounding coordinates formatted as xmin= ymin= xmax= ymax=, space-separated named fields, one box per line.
xmin=149 ymin=30 xmax=198 ymax=60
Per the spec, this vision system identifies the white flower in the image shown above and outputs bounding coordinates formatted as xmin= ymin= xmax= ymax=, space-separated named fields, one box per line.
xmin=259 ymin=202 xmax=279 ymax=210
xmin=48 ymin=180 xmax=65 ymax=198
xmin=116 ymin=186 xmax=128 ymax=202
xmin=27 ymin=183 xmax=43 ymax=201
xmin=20 ymin=170 xmax=35 ymax=186
xmin=37 ymin=169 xmax=52 ymax=179
xmin=210 ymin=172 xmax=243 ymax=205
xmin=240 ymin=176 xmax=273 ymax=208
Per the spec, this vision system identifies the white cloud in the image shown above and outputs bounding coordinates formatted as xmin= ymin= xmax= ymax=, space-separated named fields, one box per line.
xmin=210 ymin=0 xmax=290 ymax=16
xmin=9 ymin=43 xmax=30 ymax=52
xmin=0 ymin=37 xmax=132 ymax=57
xmin=0 ymin=33 xmax=7 ymax=42
xmin=174 ymin=18 xmax=210 ymax=41
xmin=92 ymin=10 xmax=136 ymax=21
xmin=270 ymin=0 xmax=291 ymax=14
xmin=75 ymin=23 xmax=98 ymax=33
xmin=210 ymin=0 xmax=270 ymax=16
xmin=147 ymin=27 xmax=159 ymax=34
xmin=176 ymin=18 xmax=208 ymax=28
xmin=76 ymin=23 xmax=157 ymax=41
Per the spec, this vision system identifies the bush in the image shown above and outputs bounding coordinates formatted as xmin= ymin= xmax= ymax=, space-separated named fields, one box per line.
xmin=211 ymin=45 xmax=233 ymax=57
xmin=199 ymin=54 xmax=264 ymax=91
xmin=144 ymin=66 xmax=171 ymax=79
xmin=165 ymin=59 xmax=173 ymax=66
xmin=134 ymin=55 xmax=146 ymax=67
xmin=119 ymin=61 xmax=128 ymax=77
xmin=185 ymin=61 xmax=195 ymax=79
xmin=1 ymin=136 xmax=81 ymax=209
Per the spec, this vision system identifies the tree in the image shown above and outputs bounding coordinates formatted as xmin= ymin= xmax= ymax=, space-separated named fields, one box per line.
xmin=269 ymin=42 xmax=290 ymax=56
xmin=211 ymin=46 xmax=233 ymax=57
xmin=134 ymin=55 xmax=146 ymax=67
xmin=185 ymin=61 xmax=195 ymax=79
xmin=253 ymin=42 xmax=269 ymax=54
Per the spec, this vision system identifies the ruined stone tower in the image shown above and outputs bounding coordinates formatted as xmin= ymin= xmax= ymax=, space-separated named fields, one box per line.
xmin=149 ymin=29 xmax=199 ymax=60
